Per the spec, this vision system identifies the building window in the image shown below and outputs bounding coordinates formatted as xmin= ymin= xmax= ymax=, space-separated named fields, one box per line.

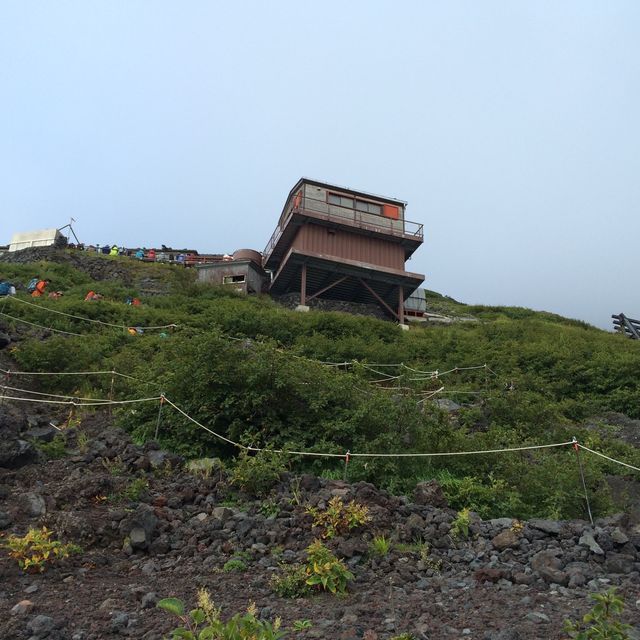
xmin=223 ymin=275 xmax=246 ymax=284
xmin=328 ymin=194 xmax=354 ymax=208
xmin=328 ymin=193 xmax=382 ymax=216
xmin=355 ymin=200 xmax=382 ymax=215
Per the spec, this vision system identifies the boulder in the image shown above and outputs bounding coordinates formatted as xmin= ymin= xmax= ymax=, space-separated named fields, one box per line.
xmin=530 ymin=549 xmax=568 ymax=586
xmin=21 ymin=492 xmax=46 ymax=517
xmin=491 ymin=529 xmax=520 ymax=551
xmin=0 ymin=438 xmax=37 ymax=469
xmin=23 ymin=426 xmax=57 ymax=443
xmin=118 ymin=504 xmax=158 ymax=550
xmin=579 ymin=532 xmax=604 ymax=555
xmin=413 ymin=480 xmax=448 ymax=508
xmin=27 ymin=615 xmax=55 ymax=639
xmin=528 ymin=519 xmax=563 ymax=535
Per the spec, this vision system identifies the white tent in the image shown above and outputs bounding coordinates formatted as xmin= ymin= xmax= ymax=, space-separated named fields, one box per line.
xmin=9 ymin=229 xmax=64 ymax=252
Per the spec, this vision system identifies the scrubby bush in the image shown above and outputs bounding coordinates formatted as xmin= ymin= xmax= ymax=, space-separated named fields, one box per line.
xmin=7 ymin=254 xmax=640 ymax=520
xmin=564 ymin=588 xmax=632 ymax=639
xmin=3 ymin=527 xmax=81 ymax=573
xmin=306 ymin=496 xmax=371 ymax=539
xmin=157 ymin=590 xmax=287 ymax=639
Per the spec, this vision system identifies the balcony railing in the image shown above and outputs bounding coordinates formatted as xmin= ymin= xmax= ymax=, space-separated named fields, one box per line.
xmin=263 ymin=194 xmax=424 ymax=261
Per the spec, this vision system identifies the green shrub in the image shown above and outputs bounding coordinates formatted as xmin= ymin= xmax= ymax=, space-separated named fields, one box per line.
xmin=563 ymin=588 xmax=632 ymax=639
xmin=3 ymin=527 xmax=81 ymax=573
xmin=223 ymin=558 xmax=247 ymax=573
xmin=304 ymin=540 xmax=354 ymax=595
xmin=306 ymin=496 xmax=371 ymax=539
xmin=34 ymin=434 xmax=67 ymax=460
xmin=157 ymin=590 xmax=287 ymax=639
xmin=230 ymin=449 xmax=288 ymax=497
xmin=270 ymin=563 xmax=312 ymax=599
xmin=110 ymin=477 xmax=149 ymax=503
xmin=450 ymin=508 xmax=471 ymax=540
xmin=370 ymin=534 xmax=391 ymax=557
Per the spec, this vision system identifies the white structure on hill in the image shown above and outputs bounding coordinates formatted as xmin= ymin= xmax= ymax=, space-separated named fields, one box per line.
xmin=9 ymin=229 xmax=65 ymax=252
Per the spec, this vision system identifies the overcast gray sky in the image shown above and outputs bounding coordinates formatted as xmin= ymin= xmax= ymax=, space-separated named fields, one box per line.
xmin=1 ymin=1 xmax=638 ymax=329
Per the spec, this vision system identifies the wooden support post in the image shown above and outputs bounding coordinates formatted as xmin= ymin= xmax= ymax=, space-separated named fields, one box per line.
xmin=300 ymin=263 xmax=307 ymax=306
xmin=307 ymin=275 xmax=349 ymax=302
xmin=359 ymin=279 xmax=398 ymax=320
xmin=398 ymin=286 xmax=405 ymax=325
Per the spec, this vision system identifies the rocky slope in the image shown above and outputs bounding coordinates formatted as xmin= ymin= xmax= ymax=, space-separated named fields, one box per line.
xmin=1 ymin=396 xmax=640 ymax=640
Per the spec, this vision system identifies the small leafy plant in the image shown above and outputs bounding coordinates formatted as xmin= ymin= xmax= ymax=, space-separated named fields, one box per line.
xmin=510 ymin=519 xmax=524 ymax=535
xmin=75 ymin=430 xmax=89 ymax=454
xmin=110 ymin=477 xmax=149 ymax=503
xmin=259 ymin=498 xmax=280 ymax=519
xmin=157 ymin=589 xmax=287 ymax=639
xmin=370 ymin=534 xmax=391 ymax=557
xmin=34 ymin=434 xmax=67 ymax=460
xmin=3 ymin=527 xmax=81 ymax=573
xmin=305 ymin=496 xmax=371 ymax=539
xmin=101 ymin=455 xmax=126 ymax=476
xmin=223 ymin=558 xmax=248 ymax=573
xmin=563 ymin=588 xmax=632 ymax=639
xmin=270 ymin=563 xmax=312 ymax=599
xmin=450 ymin=507 xmax=471 ymax=540
xmin=305 ymin=539 xmax=354 ymax=595
xmin=292 ymin=620 xmax=312 ymax=631
xmin=186 ymin=457 xmax=224 ymax=479
xmin=230 ymin=449 xmax=288 ymax=497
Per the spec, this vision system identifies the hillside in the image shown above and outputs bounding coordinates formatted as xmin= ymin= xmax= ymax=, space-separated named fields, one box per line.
xmin=1 ymin=248 xmax=640 ymax=638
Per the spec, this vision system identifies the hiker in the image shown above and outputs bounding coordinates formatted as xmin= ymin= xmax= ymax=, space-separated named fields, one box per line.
xmin=48 ymin=291 xmax=64 ymax=299
xmin=176 ymin=253 xmax=186 ymax=264
xmin=135 ymin=248 xmax=144 ymax=260
xmin=31 ymin=279 xmax=50 ymax=297
xmin=109 ymin=245 xmax=119 ymax=256
xmin=146 ymin=249 xmax=156 ymax=261
xmin=27 ymin=277 xmax=39 ymax=293
xmin=101 ymin=244 xmax=110 ymax=255
xmin=84 ymin=290 xmax=103 ymax=302
xmin=0 ymin=281 xmax=16 ymax=296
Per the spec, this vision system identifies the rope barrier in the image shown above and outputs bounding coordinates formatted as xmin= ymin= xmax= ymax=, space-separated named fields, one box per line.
xmin=0 ymin=394 xmax=162 ymax=407
xmin=0 ymin=312 xmax=85 ymax=336
xmin=577 ymin=443 xmax=640 ymax=473
xmin=0 ymin=367 xmax=114 ymax=376
xmin=0 ymin=383 xmax=127 ymax=402
xmin=7 ymin=296 xmax=178 ymax=332
xmin=2 ymin=368 xmax=636 ymax=478
xmin=0 ymin=367 xmax=161 ymax=388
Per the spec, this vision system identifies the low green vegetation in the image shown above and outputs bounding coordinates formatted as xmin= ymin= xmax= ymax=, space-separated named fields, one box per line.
xmin=306 ymin=496 xmax=371 ymax=539
xmin=109 ymin=477 xmax=149 ymax=503
xmin=3 ymin=527 xmax=81 ymax=573
xmin=304 ymin=539 xmax=354 ymax=595
xmin=564 ymin=588 xmax=632 ymax=639
xmin=157 ymin=590 xmax=287 ymax=639
xmin=450 ymin=507 xmax=472 ymax=540
xmin=369 ymin=534 xmax=392 ymax=557
xmin=271 ymin=540 xmax=354 ymax=597
xmin=33 ymin=434 xmax=67 ymax=460
xmin=222 ymin=558 xmax=247 ymax=573
xmin=4 ymin=254 xmax=640 ymax=520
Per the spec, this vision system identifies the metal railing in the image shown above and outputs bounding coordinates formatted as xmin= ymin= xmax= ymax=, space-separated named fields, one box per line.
xmin=263 ymin=194 xmax=424 ymax=260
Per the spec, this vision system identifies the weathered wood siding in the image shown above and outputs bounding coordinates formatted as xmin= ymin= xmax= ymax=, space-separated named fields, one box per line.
xmin=291 ymin=223 xmax=405 ymax=270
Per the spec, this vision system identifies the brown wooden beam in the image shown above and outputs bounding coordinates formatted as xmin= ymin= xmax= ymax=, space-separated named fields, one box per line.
xmin=398 ymin=286 xmax=405 ymax=324
xmin=358 ymin=278 xmax=398 ymax=319
xmin=307 ymin=275 xmax=349 ymax=302
xmin=300 ymin=263 xmax=307 ymax=306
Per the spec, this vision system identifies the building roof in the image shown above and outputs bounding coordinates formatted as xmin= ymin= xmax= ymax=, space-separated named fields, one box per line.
xmin=281 ymin=177 xmax=407 ymax=219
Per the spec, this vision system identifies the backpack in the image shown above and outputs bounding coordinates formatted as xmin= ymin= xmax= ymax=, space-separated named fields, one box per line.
xmin=0 ymin=282 xmax=10 ymax=296
xmin=27 ymin=278 xmax=39 ymax=293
